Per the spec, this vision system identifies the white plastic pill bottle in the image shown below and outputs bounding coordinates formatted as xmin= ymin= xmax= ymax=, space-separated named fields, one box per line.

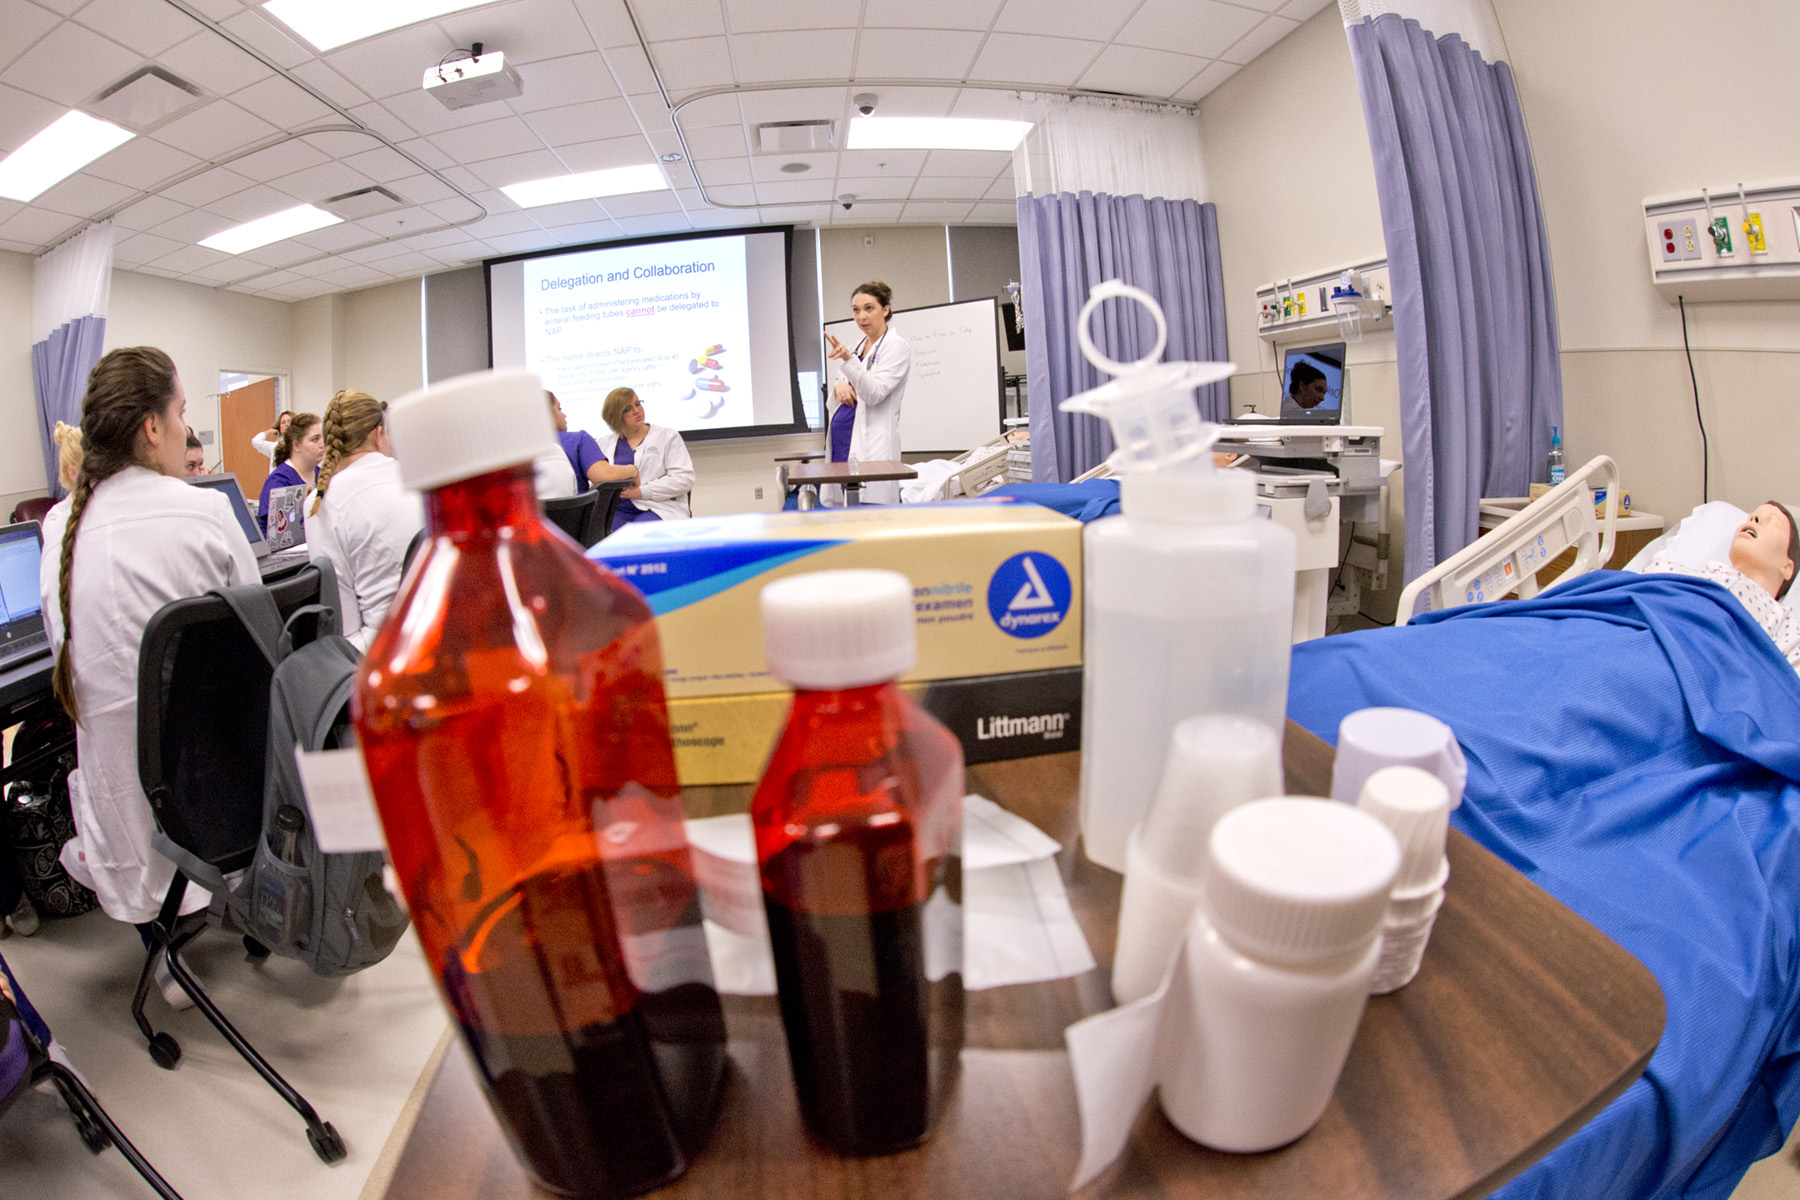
xmin=1158 ymin=797 xmax=1399 ymax=1153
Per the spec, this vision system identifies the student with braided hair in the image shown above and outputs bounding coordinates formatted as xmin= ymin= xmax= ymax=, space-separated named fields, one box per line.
xmin=50 ymin=347 xmax=257 ymax=926
xmin=305 ymin=389 xmax=424 ymax=650
xmin=36 ymin=422 xmax=83 ymax=647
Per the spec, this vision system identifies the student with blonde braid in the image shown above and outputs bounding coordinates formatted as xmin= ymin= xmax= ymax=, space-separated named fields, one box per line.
xmin=36 ymin=422 xmax=83 ymax=647
xmin=305 ymin=389 xmax=423 ymax=650
xmin=51 ymin=347 xmax=257 ymax=929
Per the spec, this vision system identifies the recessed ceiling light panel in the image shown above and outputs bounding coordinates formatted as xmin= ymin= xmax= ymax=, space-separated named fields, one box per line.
xmin=262 ymin=0 xmax=501 ymax=52
xmin=200 ymin=204 xmax=343 ymax=254
xmin=846 ymin=117 xmax=1033 ymax=152
xmin=501 ymin=164 xmax=668 ymax=209
xmin=0 ymin=110 xmax=134 ymax=202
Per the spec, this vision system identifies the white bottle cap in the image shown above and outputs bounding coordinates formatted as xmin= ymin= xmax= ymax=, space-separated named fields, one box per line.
xmin=1330 ymin=707 xmax=1466 ymax=808
xmin=386 ymin=368 xmax=557 ymax=493
xmin=1354 ymin=766 xmax=1450 ymax=896
xmin=1205 ymin=798 xmax=1399 ymax=965
xmin=760 ymin=569 xmax=916 ymax=690
xmin=1140 ymin=714 xmax=1283 ymax=878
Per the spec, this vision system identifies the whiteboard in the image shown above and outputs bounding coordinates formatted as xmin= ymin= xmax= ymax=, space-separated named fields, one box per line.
xmin=824 ymin=297 xmax=1002 ymax=454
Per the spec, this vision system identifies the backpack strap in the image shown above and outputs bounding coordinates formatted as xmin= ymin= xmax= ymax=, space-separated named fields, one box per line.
xmin=211 ymin=583 xmax=283 ymax=666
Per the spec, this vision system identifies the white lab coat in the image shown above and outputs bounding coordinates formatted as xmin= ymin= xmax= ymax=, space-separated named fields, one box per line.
xmin=251 ymin=430 xmax=278 ymax=459
xmin=598 ymin=425 xmax=695 ymax=521
xmin=534 ymin=446 xmax=578 ymax=499
xmin=37 ymin=495 xmax=72 ymax=647
xmin=306 ymin=453 xmax=424 ymax=652
xmin=827 ymin=328 xmax=911 ymax=505
xmin=53 ymin=467 xmax=259 ymax=924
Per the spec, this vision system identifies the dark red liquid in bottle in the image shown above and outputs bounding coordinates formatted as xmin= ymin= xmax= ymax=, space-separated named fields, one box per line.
xmin=355 ymin=463 xmax=725 ymax=1198
xmin=752 ymin=682 xmax=964 ymax=1156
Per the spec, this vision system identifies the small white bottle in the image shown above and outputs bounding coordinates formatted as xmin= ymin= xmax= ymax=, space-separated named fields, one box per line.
xmin=1061 ymin=281 xmax=1296 ymax=873
xmin=1110 ymin=715 xmax=1281 ymax=1004
xmin=1355 ymin=765 xmax=1452 ymax=994
xmin=1158 ymin=798 xmax=1398 ymax=1153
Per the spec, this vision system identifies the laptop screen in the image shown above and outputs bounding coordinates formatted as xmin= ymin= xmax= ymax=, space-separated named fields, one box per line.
xmin=187 ymin=473 xmax=265 ymax=553
xmin=0 ymin=522 xmax=45 ymax=649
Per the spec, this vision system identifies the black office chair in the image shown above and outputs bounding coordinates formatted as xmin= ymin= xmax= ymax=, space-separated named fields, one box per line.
xmin=401 ymin=527 xmax=427 ymax=573
xmin=542 ymin=491 xmax=599 ymax=546
xmin=589 ymin=481 xmax=628 ymax=544
xmin=131 ymin=563 xmax=345 ymax=1164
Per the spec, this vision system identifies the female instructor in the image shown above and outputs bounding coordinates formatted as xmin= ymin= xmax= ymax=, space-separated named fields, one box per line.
xmin=824 ymin=280 xmax=911 ymax=505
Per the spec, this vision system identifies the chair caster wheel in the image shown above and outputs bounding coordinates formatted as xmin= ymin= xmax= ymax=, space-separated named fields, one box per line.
xmin=147 ymin=1032 xmax=181 ymax=1070
xmin=76 ymin=1111 xmax=110 ymax=1154
xmin=243 ymin=935 xmax=271 ymax=959
xmin=308 ymin=1121 xmax=347 ymax=1164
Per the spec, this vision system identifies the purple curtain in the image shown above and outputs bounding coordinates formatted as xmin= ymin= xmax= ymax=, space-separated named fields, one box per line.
xmin=31 ymin=314 xmax=106 ymax=500
xmin=1348 ymin=14 xmax=1563 ymax=581
xmin=1017 ymin=192 xmax=1229 ymax=482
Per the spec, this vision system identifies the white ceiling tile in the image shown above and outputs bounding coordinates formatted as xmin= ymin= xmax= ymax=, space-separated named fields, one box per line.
xmin=382 ymin=171 xmax=459 ymax=205
xmin=317 ymin=262 xmax=390 ymax=287
xmin=150 ymin=206 xmax=229 ymax=242
xmin=225 ymin=138 xmax=330 ymax=182
xmin=297 ymin=129 xmax=379 ymax=158
xmin=1117 ymin=0 xmax=1264 ymax=60
xmin=946 ymin=88 xmax=1035 ymax=120
xmin=483 ymin=230 xmax=553 ymax=253
xmin=648 ymin=36 xmax=732 ymax=93
xmin=152 ymin=242 xmax=231 ymax=273
xmin=1174 ymin=58 xmax=1239 ymax=102
xmin=220 ymin=8 xmax=312 ymax=68
xmin=521 ymin=97 xmax=636 ymax=146
xmin=508 ymin=52 xmax=623 ymax=111
xmin=184 ymin=256 xmax=267 ymax=284
xmin=403 ymin=226 xmax=479 ymax=250
xmin=239 ymin=268 xmax=303 ymax=290
xmin=624 ymin=90 xmax=674 ymax=134
xmin=749 ymin=153 xmax=832 ymax=182
xmin=0 ymin=206 xmax=79 ymax=246
xmin=854 ymin=86 xmax=955 ymax=118
xmin=545 ymin=218 xmax=623 ymax=243
xmin=154 ymin=100 xmax=280 ymax=159
xmin=1232 ymin=0 xmax=1293 ymax=11
xmin=597 ymin=44 xmax=658 ymax=97
xmin=439 ymin=0 xmax=598 ymax=63
xmin=688 ymin=206 xmax=758 ymax=227
xmin=183 ymin=0 xmax=251 ymax=23
xmin=283 ymin=60 xmax=370 ymax=110
xmin=608 ymin=213 xmax=686 ymax=236
xmin=291 ymin=222 xmax=372 ymax=251
xmin=240 ymin=239 xmax=319 ymax=268
xmin=865 ymin=0 xmax=1003 ymax=31
xmin=993 ymin=0 xmax=1127 ymax=41
xmin=0 ymin=19 xmax=142 ymax=106
xmin=366 ymin=82 xmax=488 ymax=136
xmin=206 ymin=183 xmax=306 ymax=222
xmin=32 ymin=171 xmax=137 ymax=217
xmin=156 ymin=31 xmax=271 ymax=96
xmin=131 ymin=264 xmax=182 ymax=278
xmin=1078 ymin=44 xmax=1206 ymax=98
xmin=557 ymin=135 xmax=658 ymax=172
xmin=429 ymin=115 xmax=542 ymax=162
xmin=159 ymin=166 xmax=255 ymax=208
xmin=82 ymin=135 xmax=200 ymax=190
xmin=674 ymin=91 xmax=742 ymax=127
xmin=114 ymin=192 xmax=188 ymax=230
xmin=464 ymin=211 xmax=541 ymax=238
xmin=425 ymin=196 xmax=482 ymax=221
xmin=703 ymin=183 xmax=756 ymax=205
xmin=736 ymin=87 xmax=843 ymax=124
xmin=73 ymin=0 xmax=196 ymax=57
xmin=597 ymin=190 xmax=682 ymax=217
xmin=907 ymin=176 xmax=993 ymax=201
xmin=838 ymin=148 xmax=927 ymax=175
xmin=274 ymin=160 xmax=379 ymax=203
xmin=919 ymin=148 xmax=1009 ymax=177
xmin=529 ymin=198 xmax=606 ymax=227
xmin=983 ymin=176 xmax=1015 ymax=200
xmin=633 ymin=0 xmax=724 ymax=40
xmin=465 ymin=147 xmax=565 ymax=188
xmin=349 ymin=101 xmax=415 ymax=142
xmin=832 ymin=175 xmax=911 ymax=201
xmin=695 ymin=157 xmax=750 ymax=186
xmin=353 ymin=205 xmax=441 ymax=237
xmin=1219 ymin=15 xmax=1301 ymax=65
xmin=438 ymin=163 xmax=484 ymax=191
xmin=755 ymin=178 xmax=831 ymax=204
xmin=395 ymin=137 xmax=455 ymax=169
xmin=679 ymin=124 xmax=747 ymax=158
xmin=113 ymin=230 xmax=185 ymax=265
xmin=970 ymin=33 xmax=1103 ymax=86
xmin=323 ymin=24 xmax=453 ymax=101
xmin=723 ymin=0 xmax=858 ymax=31
xmin=902 ymin=200 xmax=973 ymax=222
xmin=363 ymin=249 xmax=443 ymax=274
xmin=231 ymin=76 xmax=337 ymax=127
xmin=0 ymin=82 xmax=69 ymax=155
xmin=339 ymin=144 xmax=418 ymax=180
xmin=0 ymin=1 xmax=62 ymax=76
xmin=857 ymin=30 xmax=982 ymax=80
xmin=1278 ymin=0 xmax=1335 ymax=19
xmin=29 ymin=0 xmax=87 ymax=14
xmin=342 ymin=240 xmax=418 ymax=263
xmin=965 ymin=201 xmax=1017 ymax=224
xmin=729 ymin=30 xmax=854 ymax=83
xmin=266 ymin=278 xmax=337 ymax=299
xmin=285 ymin=257 xmax=341 ymax=277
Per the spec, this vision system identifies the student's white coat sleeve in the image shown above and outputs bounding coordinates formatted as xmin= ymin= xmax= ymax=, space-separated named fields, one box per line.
xmin=837 ymin=336 xmax=911 ymax=410
xmin=640 ymin=431 xmax=695 ymax=502
xmin=251 ymin=430 xmax=277 ymax=459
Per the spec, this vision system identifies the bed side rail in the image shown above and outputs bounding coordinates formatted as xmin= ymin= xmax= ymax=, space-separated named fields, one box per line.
xmin=1397 ymin=455 xmax=1620 ymax=624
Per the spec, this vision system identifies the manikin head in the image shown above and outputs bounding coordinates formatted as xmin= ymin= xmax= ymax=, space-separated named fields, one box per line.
xmin=1730 ymin=501 xmax=1797 ymax=601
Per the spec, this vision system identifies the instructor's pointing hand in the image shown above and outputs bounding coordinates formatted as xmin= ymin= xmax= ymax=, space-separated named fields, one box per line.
xmin=825 ymin=332 xmax=852 ymax=362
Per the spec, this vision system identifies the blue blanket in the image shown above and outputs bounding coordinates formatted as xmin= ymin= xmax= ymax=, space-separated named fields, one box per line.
xmin=1288 ymin=571 xmax=1800 ymax=1200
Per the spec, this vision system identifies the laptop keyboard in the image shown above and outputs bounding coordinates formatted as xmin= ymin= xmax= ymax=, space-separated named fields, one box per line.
xmin=0 ymin=629 xmax=49 ymax=664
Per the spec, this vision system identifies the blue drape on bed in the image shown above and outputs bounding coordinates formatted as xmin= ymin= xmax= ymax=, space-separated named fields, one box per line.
xmin=1016 ymin=192 xmax=1229 ymax=482
xmin=1347 ymin=14 xmax=1564 ymax=582
xmin=1288 ymin=571 xmax=1800 ymax=1200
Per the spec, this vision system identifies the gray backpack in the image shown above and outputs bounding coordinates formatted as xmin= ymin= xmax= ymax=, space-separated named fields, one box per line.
xmin=217 ymin=577 xmax=409 ymax=977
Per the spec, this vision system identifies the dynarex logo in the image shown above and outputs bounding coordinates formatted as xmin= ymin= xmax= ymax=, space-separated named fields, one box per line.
xmin=986 ymin=552 xmax=1071 ymax=639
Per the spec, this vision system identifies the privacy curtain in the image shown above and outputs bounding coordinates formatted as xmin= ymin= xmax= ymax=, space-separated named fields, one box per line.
xmin=1013 ymin=98 xmax=1229 ymax=482
xmin=32 ymin=222 xmax=115 ymax=499
xmin=1343 ymin=2 xmax=1563 ymax=579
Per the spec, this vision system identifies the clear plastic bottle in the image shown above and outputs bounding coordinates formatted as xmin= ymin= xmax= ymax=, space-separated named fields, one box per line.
xmin=752 ymin=569 xmax=964 ymax=1156
xmin=354 ymin=369 xmax=725 ymax=1200
xmin=252 ymin=805 xmax=310 ymax=943
xmin=1060 ymin=281 xmax=1296 ymax=872
xmin=1547 ymin=426 xmax=1565 ymax=486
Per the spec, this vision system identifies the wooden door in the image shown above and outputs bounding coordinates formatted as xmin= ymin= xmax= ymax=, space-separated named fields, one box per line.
xmin=220 ymin=377 xmax=278 ymax=496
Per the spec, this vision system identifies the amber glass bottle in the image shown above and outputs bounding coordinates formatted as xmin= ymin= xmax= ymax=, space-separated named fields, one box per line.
xmin=752 ymin=569 xmax=964 ymax=1155
xmin=354 ymin=370 xmax=724 ymax=1199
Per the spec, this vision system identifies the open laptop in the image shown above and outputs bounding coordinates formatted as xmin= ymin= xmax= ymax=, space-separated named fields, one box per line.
xmin=0 ymin=521 xmax=50 ymax=671
xmin=187 ymin=473 xmax=311 ymax=579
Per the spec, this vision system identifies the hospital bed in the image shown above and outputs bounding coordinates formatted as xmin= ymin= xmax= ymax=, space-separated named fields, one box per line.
xmin=1287 ymin=473 xmax=1800 ymax=1200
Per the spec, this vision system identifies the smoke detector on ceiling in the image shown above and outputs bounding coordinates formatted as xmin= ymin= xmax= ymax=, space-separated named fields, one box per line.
xmin=423 ymin=44 xmax=522 ymax=111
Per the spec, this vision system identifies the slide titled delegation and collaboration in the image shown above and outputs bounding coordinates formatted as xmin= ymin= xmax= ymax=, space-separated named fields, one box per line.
xmin=523 ymin=237 xmax=756 ymax=434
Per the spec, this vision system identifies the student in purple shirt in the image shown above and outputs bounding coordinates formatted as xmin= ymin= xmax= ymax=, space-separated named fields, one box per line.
xmin=549 ymin=391 xmax=637 ymax=493
xmin=258 ymin=411 xmax=322 ymax=537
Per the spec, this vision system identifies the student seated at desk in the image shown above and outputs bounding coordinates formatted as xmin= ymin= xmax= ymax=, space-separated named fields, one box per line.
xmin=598 ymin=387 xmax=694 ymax=532
xmin=258 ymin=412 xmax=322 ymax=538
xmin=549 ymin=390 xmax=637 ymax=494
xmin=37 ymin=422 xmax=82 ymax=646
xmin=49 ymin=347 xmax=257 ymax=928
xmin=306 ymin=390 xmax=423 ymax=651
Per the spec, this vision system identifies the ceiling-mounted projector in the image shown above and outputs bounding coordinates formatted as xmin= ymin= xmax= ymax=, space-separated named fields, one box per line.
xmin=424 ymin=45 xmax=522 ymax=110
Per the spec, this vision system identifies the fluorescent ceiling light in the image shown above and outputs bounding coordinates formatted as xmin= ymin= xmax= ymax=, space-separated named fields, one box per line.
xmin=0 ymin=111 xmax=134 ymax=203
xmin=201 ymin=204 xmax=343 ymax=254
xmin=846 ymin=117 xmax=1033 ymax=152
xmin=501 ymin=164 xmax=668 ymax=209
xmin=262 ymin=0 xmax=499 ymax=52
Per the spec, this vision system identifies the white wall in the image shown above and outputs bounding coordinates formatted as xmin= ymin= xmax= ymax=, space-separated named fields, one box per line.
xmin=290 ymin=293 xmax=345 ymax=414
xmin=0 ymin=250 xmax=42 ymax=516
xmin=341 ymin=279 xmax=425 ymax=406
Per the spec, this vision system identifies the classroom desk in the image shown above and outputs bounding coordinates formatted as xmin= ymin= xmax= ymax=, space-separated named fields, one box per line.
xmin=0 ymin=652 xmax=53 ymax=731
xmin=784 ymin=459 xmax=917 ymax=506
xmin=378 ymin=725 xmax=1664 ymax=1200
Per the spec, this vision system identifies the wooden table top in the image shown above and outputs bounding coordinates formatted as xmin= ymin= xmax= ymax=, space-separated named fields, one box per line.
xmin=380 ymin=724 xmax=1664 ymax=1200
xmin=771 ymin=450 xmax=827 ymax=463
xmin=784 ymin=459 xmax=918 ymax=485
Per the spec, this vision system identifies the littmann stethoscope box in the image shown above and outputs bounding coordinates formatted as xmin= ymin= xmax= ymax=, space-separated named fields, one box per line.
xmin=589 ymin=500 xmax=1084 ymax=785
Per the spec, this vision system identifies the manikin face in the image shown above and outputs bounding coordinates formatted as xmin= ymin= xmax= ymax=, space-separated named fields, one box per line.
xmin=1731 ymin=503 xmax=1796 ymax=597
xmin=851 ymin=292 xmax=889 ymax=339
